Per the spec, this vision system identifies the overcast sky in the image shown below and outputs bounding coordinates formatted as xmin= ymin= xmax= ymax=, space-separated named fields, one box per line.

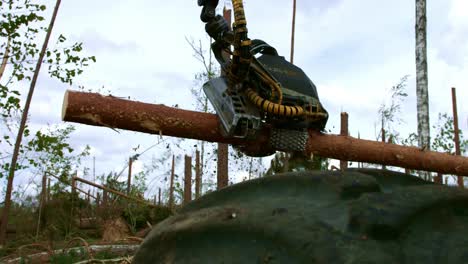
xmin=4 ymin=0 xmax=468 ymax=198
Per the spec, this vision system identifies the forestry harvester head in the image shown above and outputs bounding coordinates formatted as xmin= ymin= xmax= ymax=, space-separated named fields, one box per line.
xmin=197 ymin=0 xmax=328 ymax=157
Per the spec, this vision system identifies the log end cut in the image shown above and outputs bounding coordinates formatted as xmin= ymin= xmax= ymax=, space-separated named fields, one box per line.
xmin=62 ymin=89 xmax=70 ymax=121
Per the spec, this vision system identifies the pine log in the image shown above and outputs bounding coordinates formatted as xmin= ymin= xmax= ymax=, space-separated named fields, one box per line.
xmin=62 ymin=90 xmax=468 ymax=176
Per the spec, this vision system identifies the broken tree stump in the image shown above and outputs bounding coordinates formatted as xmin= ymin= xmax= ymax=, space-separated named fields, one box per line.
xmin=62 ymin=90 xmax=468 ymax=177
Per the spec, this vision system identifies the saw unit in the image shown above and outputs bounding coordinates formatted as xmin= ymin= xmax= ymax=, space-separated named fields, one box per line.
xmin=198 ymin=0 xmax=328 ymax=156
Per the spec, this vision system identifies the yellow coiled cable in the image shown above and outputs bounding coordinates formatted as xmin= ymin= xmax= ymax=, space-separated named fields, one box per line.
xmin=231 ymin=1 xmax=326 ymax=119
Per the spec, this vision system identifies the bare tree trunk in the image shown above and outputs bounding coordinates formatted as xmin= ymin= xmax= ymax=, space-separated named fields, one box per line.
xmin=61 ymin=90 xmax=468 ymax=176
xmin=217 ymin=144 xmax=229 ymax=189
xmin=47 ymin=178 xmax=51 ymax=202
xmin=381 ymin=128 xmax=386 ymax=170
xmin=127 ymin=157 xmax=133 ymax=195
xmin=103 ymin=190 xmax=108 ymax=208
xmin=158 ymin=188 xmax=161 ymax=205
xmin=168 ymin=155 xmax=175 ymax=209
xmin=184 ymin=155 xmax=192 ymax=204
xmin=290 ymin=0 xmax=297 ymax=63
xmin=340 ymin=112 xmax=349 ymax=171
xmin=195 ymin=150 xmax=201 ymax=198
xmin=452 ymin=87 xmax=463 ymax=188
xmin=74 ymin=177 xmax=156 ymax=208
xmin=0 ymin=0 xmax=62 ymax=246
xmin=358 ymin=132 xmax=362 ymax=168
xmin=96 ymin=192 xmax=100 ymax=207
xmin=0 ymin=37 xmax=10 ymax=81
xmin=36 ymin=173 xmax=47 ymax=240
xmin=415 ymin=0 xmax=431 ymax=181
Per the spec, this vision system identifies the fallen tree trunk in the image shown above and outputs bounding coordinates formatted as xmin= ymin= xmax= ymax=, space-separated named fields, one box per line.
xmin=62 ymin=90 xmax=468 ymax=176
xmin=73 ymin=176 xmax=156 ymax=208
xmin=3 ymin=244 xmax=139 ymax=264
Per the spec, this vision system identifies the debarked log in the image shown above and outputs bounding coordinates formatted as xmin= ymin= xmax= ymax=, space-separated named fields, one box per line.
xmin=62 ymin=90 xmax=468 ymax=177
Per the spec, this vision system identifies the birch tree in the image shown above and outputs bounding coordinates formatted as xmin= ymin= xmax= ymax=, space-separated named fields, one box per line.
xmin=0 ymin=0 xmax=95 ymax=245
xmin=415 ymin=0 xmax=431 ymax=180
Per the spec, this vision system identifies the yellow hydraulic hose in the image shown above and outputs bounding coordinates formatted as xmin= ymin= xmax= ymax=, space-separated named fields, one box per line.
xmin=249 ymin=63 xmax=283 ymax=104
xmin=231 ymin=0 xmax=251 ymax=80
xmin=245 ymin=88 xmax=303 ymax=117
xmin=231 ymin=1 xmax=326 ymax=119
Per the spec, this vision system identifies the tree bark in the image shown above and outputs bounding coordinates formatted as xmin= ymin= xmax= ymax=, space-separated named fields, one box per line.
xmin=74 ymin=176 xmax=156 ymax=208
xmin=381 ymin=128 xmax=386 ymax=170
xmin=36 ymin=173 xmax=48 ymax=240
xmin=290 ymin=0 xmax=297 ymax=64
xmin=195 ymin=150 xmax=201 ymax=198
xmin=168 ymin=155 xmax=175 ymax=209
xmin=340 ymin=112 xmax=349 ymax=171
xmin=158 ymin=188 xmax=161 ymax=205
xmin=47 ymin=178 xmax=51 ymax=202
xmin=127 ymin=157 xmax=132 ymax=195
xmin=0 ymin=36 xmax=10 ymax=81
xmin=451 ymin=87 xmax=463 ymax=188
xmin=415 ymin=0 xmax=431 ymax=180
xmin=184 ymin=155 xmax=192 ymax=204
xmin=62 ymin=90 xmax=468 ymax=176
xmin=217 ymin=143 xmax=229 ymax=189
xmin=0 ymin=0 xmax=62 ymax=246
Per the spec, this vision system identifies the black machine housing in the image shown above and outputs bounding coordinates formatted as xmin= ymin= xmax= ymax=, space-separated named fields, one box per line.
xmin=203 ymin=40 xmax=328 ymax=139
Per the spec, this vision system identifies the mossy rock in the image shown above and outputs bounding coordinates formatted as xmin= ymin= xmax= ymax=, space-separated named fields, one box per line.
xmin=134 ymin=169 xmax=468 ymax=263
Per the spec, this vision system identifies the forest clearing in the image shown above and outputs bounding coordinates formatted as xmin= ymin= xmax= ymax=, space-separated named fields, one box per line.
xmin=1 ymin=0 xmax=467 ymax=263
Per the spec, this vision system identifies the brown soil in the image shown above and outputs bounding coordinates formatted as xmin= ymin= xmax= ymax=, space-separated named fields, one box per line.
xmin=101 ymin=217 xmax=131 ymax=242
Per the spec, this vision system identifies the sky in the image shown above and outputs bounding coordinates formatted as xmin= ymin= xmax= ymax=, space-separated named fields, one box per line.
xmin=2 ymin=0 xmax=468 ymax=199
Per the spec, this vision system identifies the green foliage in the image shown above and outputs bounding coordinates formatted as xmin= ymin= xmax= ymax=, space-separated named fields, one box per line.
xmin=264 ymin=152 xmax=327 ymax=176
xmin=401 ymin=113 xmax=467 ymax=155
xmin=1 ymin=0 xmax=95 ymax=185
xmin=377 ymin=75 xmax=409 ymax=142
xmin=1 ymin=125 xmax=90 ymax=187
xmin=401 ymin=132 xmax=418 ymax=147
xmin=400 ymin=113 xmax=467 ymax=178
xmin=431 ymin=113 xmax=467 ymax=155
xmin=1 ymin=0 xmax=95 ymax=116
xmin=122 ymin=204 xmax=172 ymax=234
xmin=42 ymin=191 xmax=88 ymax=238
xmin=187 ymin=37 xmax=219 ymax=114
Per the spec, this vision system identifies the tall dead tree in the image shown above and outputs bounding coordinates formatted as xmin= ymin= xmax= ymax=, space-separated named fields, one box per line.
xmin=0 ymin=0 xmax=62 ymax=245
xmin=0 ymin=37 xmax=10 ymax=81
xmin=47 ymin=178 xmax=51 ymax=202
xmin=381 ymin=128 xmax=386 ymax=170
xmin=168 ymin=155 xmax=175 ymax=209
xmin=127 ymin=156 xmax=133 ymax=195
xmin=35 ymin=172 xmax=48 ymax=240
xmin=184 ymin=155 xmax=192 ymax=204
xmin=340 ymin=112 xmax=349 ymax=171
xmin=217 ymin=145 xmax=229 ymax=189
xmin=195 ymin=149 xmax=201 ymax=198
xmin=452 ymin=87 xmax=463 ymax=188
xmin=415 ymin=0 xmax=431 ymax=181
xmin=158 ymin=188 xmax=161 ymax=205
xmin=290 ymin=0 xmax=297 ymax=63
